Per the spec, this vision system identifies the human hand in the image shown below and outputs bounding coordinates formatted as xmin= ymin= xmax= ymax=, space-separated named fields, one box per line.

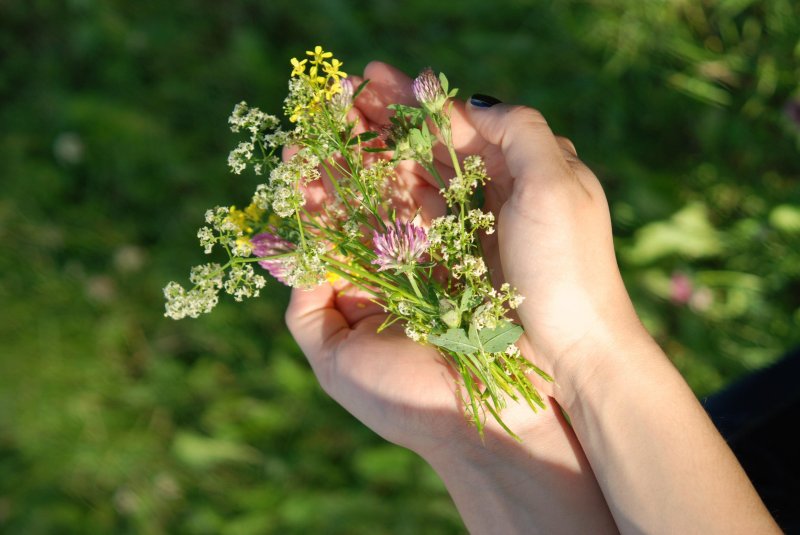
xmin=284 ymin=62 xmax=564 ymax=454
xmin=434 ymin=92 xmax=653 ymax=409
xmin=285 ymin=61 xmax=617 ymax=534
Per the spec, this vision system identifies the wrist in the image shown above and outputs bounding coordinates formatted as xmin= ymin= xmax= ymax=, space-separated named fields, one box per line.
xmin=547 ymin=312 xmax=660 ymax=414
xmin=422 ymin=406 xmax=617 ymax=534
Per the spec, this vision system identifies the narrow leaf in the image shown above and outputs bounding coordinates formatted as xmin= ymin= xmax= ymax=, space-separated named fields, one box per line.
xmin=347 ymin=131 xmax=379 ymax=146
xmin=352 ymin=79 xmax=370 ymax=100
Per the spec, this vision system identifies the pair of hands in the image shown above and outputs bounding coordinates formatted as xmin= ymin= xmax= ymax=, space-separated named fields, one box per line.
xmin=286 ymin=61 xmax=641 ymax=454
xmin=285 ymin=61 xmax=781 ymax=535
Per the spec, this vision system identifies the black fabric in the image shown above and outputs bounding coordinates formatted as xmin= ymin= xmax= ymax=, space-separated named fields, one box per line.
xmin=703 ymin=347 xmax=800 ymax=534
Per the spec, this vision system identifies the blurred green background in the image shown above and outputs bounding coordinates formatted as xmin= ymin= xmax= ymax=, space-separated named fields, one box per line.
xmin=1 ymin=0 xmax=799 ymax=532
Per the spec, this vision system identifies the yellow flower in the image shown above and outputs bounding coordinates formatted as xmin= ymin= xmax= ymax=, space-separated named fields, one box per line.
xmin=244 ymin=202 xmax=264 ymax=222
xmin=325 ymin=80 xmax=342 ymax=100
xmin=306 ymin=45 xmax=332 ymax=65
xmin=227 ymin=206 xmax=249 ymax=233
xmin=289 ymin=104 xmax=305 ymax=123
xmin=290 ymin=57 xmax=307 ymax=77
xmin=236 ymin=236 xmax=252 ymax=250
xmin=323 ymin=59 xmax=346 ymax=80
xmin=325 ymin=271 xmax=341 ymax=284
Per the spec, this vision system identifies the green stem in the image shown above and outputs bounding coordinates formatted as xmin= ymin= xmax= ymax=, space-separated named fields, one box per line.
xmin=406 ymin=271 xmax=424 ymax=300
xmin=323 ymin=255 xmax=423 ymax=305
xmin=295 ymin=211 xmax=306 ymax=248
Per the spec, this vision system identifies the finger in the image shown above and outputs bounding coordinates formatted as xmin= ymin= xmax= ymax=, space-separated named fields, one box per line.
xmin=285 ymin=284 xmax=349 ymax=389
xmin=555 ymin=135 xmax=578 ymax=158
xmin=465 ymin=102 xmax=574 ymax=192
xmin=356 ymin=61 xmax=417 ymax=126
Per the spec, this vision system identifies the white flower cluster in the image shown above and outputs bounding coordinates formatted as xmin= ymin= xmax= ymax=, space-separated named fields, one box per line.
xmin=451 ymin=254 xmax=488 ymax=281
xmin=467 ymin=209 xmax=495 ymax=234
xmin=227 ymin=102 xmax=281 ymax=175
xmin=224 ymin=263 xmax=266 ymax=302
xmin=252 ymin=152 xmax=320 ymax=218
xmin=467 ymin=283 xmax=526 ymax=331
xmin=197 ymin=207 xmax=249 ymax=257
xmin=404 ymin=324 xmax=425 ymax=342
xmin=343 ymin=219 xmax=360 ymax=239
xmin=229 ymin=101 xmax=280 ymax=136
xmin=357 ymin=160 xmax=394 ymax=200
xmin=428 ymin=215 xmax=473 ymax=261
xmin=228 ymin=141 xmax=254 ymax=175
xmin=280 ymin=242 xmax=328 ymax=289
xmin=163 ymin=263 xmax=224 ymax=319
xmin=441 ymin=155 xmax=489 ymax=206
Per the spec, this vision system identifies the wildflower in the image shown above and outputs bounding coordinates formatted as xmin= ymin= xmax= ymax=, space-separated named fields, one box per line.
xmin=290 ymin=57 xmax=307 ymax=77
xmin=412 ymin=67 xmax=447 ymax=115
xmin=224 ymin=263 xmax=266 ymax=302
xmin=197 ymin=227 xmax=215 ymax=254
xmin=442 ymin=155 xmax=489 ymax=206
xmin=670 ymin=272 xmax=693 ymax=305
xmin=329 ymin=77 xmax=354 ymax=119
xmin=372 ymin=220 xmax=429 ymax=273
xmin=251 ymin=232 xmax=294 ymax=285
xmin=467 ymin=209 xmax=495 ymax=234
xmin=452 ymin=254 xmax=487 ymax=280
xmin=227 ymin=141 xmax=254 ymax=174
xmin=306 ymin=45 xmax=333 ymax=65
xmin=404 ymin=324 xmax=425 ymax=342
xmin=163 ymin=263 xmax=225 ymax=319
xmin=323 ymin=58 xmax=347 ymax=81
xmin=282 ymin=242 xmax=328 ymax=288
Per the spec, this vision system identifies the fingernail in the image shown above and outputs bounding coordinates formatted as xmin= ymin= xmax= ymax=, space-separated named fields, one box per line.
xmin=469 ymin=94 xmax=502 ymax=108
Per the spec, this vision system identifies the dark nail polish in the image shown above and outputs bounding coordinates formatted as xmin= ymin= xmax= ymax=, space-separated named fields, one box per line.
xmin=470 ymin=94 xmax=502 ymax=108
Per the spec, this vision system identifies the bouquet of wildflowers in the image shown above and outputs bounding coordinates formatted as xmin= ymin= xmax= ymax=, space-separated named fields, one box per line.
xmin=164 ymin=47 xmax=551 ymax=438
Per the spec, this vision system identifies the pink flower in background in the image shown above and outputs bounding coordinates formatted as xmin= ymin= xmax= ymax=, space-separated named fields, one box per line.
xmin=372 ymin=220 xmax=429 ymax=273
xmin=251 ymin=232 xmax=293 ymax=285
xmin=670 ymin=272 xmax=693 ymax=304
xmin=784 ymin=99 xmax=800 ymax=128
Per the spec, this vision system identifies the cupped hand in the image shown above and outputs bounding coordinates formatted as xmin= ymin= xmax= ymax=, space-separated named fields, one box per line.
xmin=435 ymin=82 xmax=649 ymax=407
xmin=284 ymin=61 xmax=618 ymax=533
xmin=284 ymin=62 xmax=575 ymax=455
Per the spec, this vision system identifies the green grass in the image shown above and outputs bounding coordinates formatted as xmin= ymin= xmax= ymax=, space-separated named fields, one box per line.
xmin=1 ymin=0 xmax=798 ymax=532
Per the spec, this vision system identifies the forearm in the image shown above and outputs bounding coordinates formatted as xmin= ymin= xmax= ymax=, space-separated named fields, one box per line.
xmin=425 ymin=406 xmax=618 ymax=535
xmin=561 ymin=333 xmax=780 ymax=534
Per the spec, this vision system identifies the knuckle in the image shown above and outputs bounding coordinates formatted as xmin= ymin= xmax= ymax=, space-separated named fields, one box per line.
xmin=507 ymin=105 xmax=548 ymax=129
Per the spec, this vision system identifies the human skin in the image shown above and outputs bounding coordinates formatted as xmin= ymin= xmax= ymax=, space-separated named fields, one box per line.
xmin=285 ymin=61 xmax=779 ymax=534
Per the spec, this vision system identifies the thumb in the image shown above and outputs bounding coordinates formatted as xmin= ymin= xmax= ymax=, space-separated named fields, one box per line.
xmin=285 ymin=284 xmax=349 ymax=390
xmin=465 ymin=97 xmax=572 ymax=190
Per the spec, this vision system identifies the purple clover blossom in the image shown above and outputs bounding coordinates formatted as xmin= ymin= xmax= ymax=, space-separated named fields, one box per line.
xmin=251 ymin=232 xmax=293 ymax=285
xmin=372 ymin=220 xmax=429 ymax=272
xmin=412 ymin=67 xmax=445 ymax=111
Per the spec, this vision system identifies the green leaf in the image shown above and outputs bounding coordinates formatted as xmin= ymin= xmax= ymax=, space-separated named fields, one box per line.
xmin=363 ymin=147 xmax=390 ymax=153
xmin=459 ymin=287 xmax=475 ymax=312
xmin=438 ymin=72 xmax=449 ymax=94
xmin=427 ymin=328 xmax=479 ymax=354
xmin=479 ymin=321 xmax=523 ymax=353
xmin=438 ymin=298 xmax=461 ymax=329
xmin=352 ymin=79 xmax=370 ymax=100
xmin=468 ymin=322 xmax=482 ymax=349
xmin=347 ymin=131 xmax=379 ymax=146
